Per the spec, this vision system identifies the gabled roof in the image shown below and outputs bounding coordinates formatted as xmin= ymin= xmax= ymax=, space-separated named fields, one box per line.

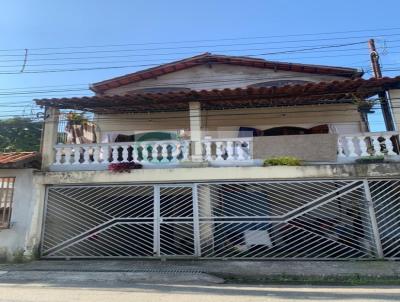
xmin=36 ymin=76 xmax=400 ymax=113
xmin=90 ymin=53 xmax=363 ymax=93
xmin=0 ymin=152 xmax=41 ymax=169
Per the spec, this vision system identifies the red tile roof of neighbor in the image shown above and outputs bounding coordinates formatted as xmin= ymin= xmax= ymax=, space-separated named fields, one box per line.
xmin=89 ymin=53 xmax=364 ymax=93
xmin=0 ymin=152 xmax=40 ymax=168
xmin=35 ymin=76 xmax=400 ymax=113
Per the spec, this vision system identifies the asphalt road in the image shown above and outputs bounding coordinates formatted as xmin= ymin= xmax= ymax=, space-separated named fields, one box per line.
xmin=0 ymin=284 xmax=400 ymax=302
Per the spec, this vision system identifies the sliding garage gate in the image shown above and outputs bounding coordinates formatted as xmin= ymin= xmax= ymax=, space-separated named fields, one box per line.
xmin=41 ymin=179 xmax=400 ymax=259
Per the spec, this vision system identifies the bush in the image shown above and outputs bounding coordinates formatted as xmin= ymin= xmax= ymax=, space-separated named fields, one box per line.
xmin=355 ymin=155 xmax=385 ymax=164
xmin=263 ymin=156 xmax=302 ymax=166
xmin=12 ymin=249 xmax=25 ymax=263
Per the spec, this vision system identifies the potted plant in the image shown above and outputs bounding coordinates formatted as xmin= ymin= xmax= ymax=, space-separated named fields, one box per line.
xmin=355 ymin=155 xmax=385 ymax=164
xmin=263 ymin=156 xmax=302 ymax=166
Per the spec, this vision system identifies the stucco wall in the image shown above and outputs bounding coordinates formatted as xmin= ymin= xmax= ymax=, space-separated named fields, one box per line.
xmin=253 ymin=134 xmax=338 ymax=162
xmin=103 ymin=64 xmax=348 ymax=95
xmin=37 ymin=163 xmax=400 ymax=186
xmin=0 ymin=169 xmax=37 ymax=261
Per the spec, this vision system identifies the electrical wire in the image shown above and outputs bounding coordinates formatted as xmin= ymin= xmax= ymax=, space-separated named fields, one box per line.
xmin=0 ymin=71 xmax=383 ymax=97
xmin=0 ymin=40 xmax=370 ymax=59
xmin=3 ymin=26 xmax=400 ymax=52
xmin=0 ymin=45 xmax=373 ymax=68
xmin=2 ymin=32 xmax=400 ymax=58
xmin=2 ymin=99 xmax=400 ymax=121
xmin=13 ymin=95 xmax=400 ymax=119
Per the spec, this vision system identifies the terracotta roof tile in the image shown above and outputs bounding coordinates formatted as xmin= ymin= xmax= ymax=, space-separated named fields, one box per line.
xmin=89 ymin=53 xmax=363 ymax=93
xmin=35 ymin=76 xmax=400 ymax=113
xmin=0 ymin=152 xmax=40 ymax=168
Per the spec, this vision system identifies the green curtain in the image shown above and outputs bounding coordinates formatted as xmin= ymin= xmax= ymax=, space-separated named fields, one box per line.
xmin=135 ymin=132 xmax=177 ymax=142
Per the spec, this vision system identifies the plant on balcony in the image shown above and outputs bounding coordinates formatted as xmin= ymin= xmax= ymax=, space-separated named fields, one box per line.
xmin=108 ymin=162 xmax=143 ymax=173
xmin=352 ymin=94 xmax=375 ymax=114
xmin=66 ymin=112 xmax=88 ymax=125
xmin=263 ymin=156 xmax=302 ymax=166
xmin=355 ymin=155 xmax=385 ymax=164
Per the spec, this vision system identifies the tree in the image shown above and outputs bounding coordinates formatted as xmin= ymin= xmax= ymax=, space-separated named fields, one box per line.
xmin=0 ymin=117 xmax=42 ymax=152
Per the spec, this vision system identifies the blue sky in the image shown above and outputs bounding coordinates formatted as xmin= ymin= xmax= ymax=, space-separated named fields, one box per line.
xmin=1 ymin=0 xmax=400 ymax=130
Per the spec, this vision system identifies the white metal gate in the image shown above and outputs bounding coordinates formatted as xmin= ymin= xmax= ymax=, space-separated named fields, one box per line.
xmin=157 ymin=185 xmax=197 ymax=257
xmin=41 ymin=179 xmax=400 ymax=259
xmin=41 ymin=184 xmax=197 ymax=258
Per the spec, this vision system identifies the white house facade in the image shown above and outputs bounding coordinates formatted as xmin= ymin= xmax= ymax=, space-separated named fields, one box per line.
xmin=17 ymin=53 xmax=400 ymax=260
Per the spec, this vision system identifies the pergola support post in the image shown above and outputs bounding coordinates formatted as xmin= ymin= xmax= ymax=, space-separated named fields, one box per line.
xmin=189 ymin=101 xmax=203 ymax=162
xmin=388 ymin=89 xmax=400 ymax=131
xmin=41 ymin=106 xmax=59 ymax=170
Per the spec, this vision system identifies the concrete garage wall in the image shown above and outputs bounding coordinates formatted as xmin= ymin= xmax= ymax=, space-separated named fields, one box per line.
xmin=0 ymin=169 xmax=37 ymax=261
xmin=253 ymin=134 xmax=338 ymax=162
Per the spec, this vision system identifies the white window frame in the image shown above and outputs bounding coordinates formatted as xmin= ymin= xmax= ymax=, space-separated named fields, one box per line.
xmin=0 ymin=177 xmax=15 ymax=229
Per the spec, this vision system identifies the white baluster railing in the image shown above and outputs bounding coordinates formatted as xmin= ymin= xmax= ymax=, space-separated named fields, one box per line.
xmin=202 ymin=137 xmax=253 ymax=162
xmin=338 ymin=132 xmax=399 ymax=159
xmin=52 ymin=140 xmax=190 ymax=170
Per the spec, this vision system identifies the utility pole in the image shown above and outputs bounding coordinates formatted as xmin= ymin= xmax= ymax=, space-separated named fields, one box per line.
xmin=368 ymin=39 xmax=395 ymax=131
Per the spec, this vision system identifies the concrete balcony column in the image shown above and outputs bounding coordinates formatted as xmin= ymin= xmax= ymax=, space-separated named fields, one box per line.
xmin=41 ymin=106 xmax=59 ymax=170
xmin=189 ymin=101 xmax=203 ymax=162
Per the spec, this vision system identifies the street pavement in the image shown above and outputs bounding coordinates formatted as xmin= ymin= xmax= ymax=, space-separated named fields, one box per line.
xmin=0 ymin=261 xmax=400 ymax=301
xmin=0 ymin=283 xmax=400 ymax=302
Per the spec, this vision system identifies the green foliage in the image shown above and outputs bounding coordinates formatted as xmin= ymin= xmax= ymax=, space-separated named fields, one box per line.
xmin=355 ymin=155 xmax=385 ymax=164
xmin=263 ymin=156 xmax=302 ymax=166
xmin=12 ymin=248 xmax=25 ymax=263
xmin=66 ymin=112 xmax=88 ymax=124
xmin=0 ymin=117 xmax=42 ymax=152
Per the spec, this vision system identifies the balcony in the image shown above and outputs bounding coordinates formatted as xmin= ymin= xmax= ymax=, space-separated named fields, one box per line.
xmin=48 ymin=132 xmax=400 ymax=171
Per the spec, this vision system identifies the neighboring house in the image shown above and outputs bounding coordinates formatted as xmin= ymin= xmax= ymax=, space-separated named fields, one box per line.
xmin=0 ymin=152 xmax=40 ymax=261
xmin=31 ymin=53 xmax=400 ymax=260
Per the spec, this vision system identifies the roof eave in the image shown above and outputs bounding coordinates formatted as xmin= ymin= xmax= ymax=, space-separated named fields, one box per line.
xmin=89 ymin=54 xmax=363 ymax=94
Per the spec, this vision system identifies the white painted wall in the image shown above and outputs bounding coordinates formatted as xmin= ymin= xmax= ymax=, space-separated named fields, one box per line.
xmin=0 ymin=169 xmax=38 ymax=261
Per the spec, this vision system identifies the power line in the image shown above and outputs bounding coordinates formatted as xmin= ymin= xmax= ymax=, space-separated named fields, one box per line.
xmin=3 ymin=96 xmax=400 ymax=122
xmin=0 ymin=70 xmax=379 ymax=96
xmin=0 ymin=105 xmax=395 ymax=121
xmin=0 ymin=40 xmax=373 ymax=66
xmin=0 ymin=40 xmax=372 ymax=58
xmin=0 ymin=56 xmax=370 ymax=75
xmin=0 ymin=44 xmax=373 ymax=67
xmin=3 ymin=26 xmax=400 ymax=52
xmin=5 ymin=69 xmax=400 ymax=103
xmin=0 ymin=83 xmax=89 ymax=91
xmin=1 ymin=31 xmax=400 ymax=58
xmin=2 ymin=61 xmax=400 ymax=105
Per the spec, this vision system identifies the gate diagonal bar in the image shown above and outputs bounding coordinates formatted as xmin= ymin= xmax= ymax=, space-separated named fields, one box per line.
xmin=196 ymin=181 xmax=380 ymax=259
xmin=158 ymin=186 xmax=195 ymax=256
xmin=42 ymin=185 xmax=155 ymax=257
xmin=368 ymin=179 xmax=400 ymax=258
xmin=41 ymin=180 xmax=400 ymax=259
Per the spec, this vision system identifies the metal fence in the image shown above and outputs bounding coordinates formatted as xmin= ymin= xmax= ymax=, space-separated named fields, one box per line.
xmin=41 ymin=179 xmax=400 ymax=259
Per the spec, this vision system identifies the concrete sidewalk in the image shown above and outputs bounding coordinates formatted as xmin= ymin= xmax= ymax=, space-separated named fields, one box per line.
xmin=0 ymin=260 xmax=400 ymax=284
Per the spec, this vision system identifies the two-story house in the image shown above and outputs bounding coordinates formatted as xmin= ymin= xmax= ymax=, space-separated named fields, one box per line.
xmin=32 ymin=53 xmax=400 ymax=260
